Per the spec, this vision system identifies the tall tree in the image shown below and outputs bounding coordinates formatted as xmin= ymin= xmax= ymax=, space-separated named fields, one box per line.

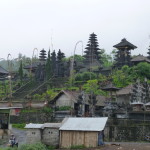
xmin=18 ymin=60 xmax=23 ymax=84
xmin=57 ymin=49 xmax=65 ymax=77
xmin=46 ymin=49 xmax=52 ymax=80
xmin=51 ymin=50 xmax=57 ymax=76
xmin=83 ymin=79 xmax=106 ymax=116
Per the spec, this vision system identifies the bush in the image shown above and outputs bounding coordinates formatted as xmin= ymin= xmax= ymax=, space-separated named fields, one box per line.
xmin=18 ymin=142 xmax=47 ymax=150
xmin=12 ymin=123 xmax=26 ymax=129
xmin=70 ymin=145 xmax=85 ymax=149
xmin=57 ymin=106 xmax=71 ymax=111
xmin=42 ymin=107 xmax=53 ymax=113
xmin=46 ymin=145 xmax=56 ymax=150
xmin=21 ymin=109 xmax=39 ymax=113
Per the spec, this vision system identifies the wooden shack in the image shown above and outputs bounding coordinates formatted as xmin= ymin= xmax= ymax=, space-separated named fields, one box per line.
xmin=59 ymin=117 xmax=108 ymax=148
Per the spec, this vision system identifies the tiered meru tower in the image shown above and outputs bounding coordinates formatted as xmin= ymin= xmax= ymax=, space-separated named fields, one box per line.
xmin=39 ymin=49 xmax=47 ymax=62
xmin=84 ymin=33 xmax=102 ymax=67
xmin=113 ymin=38 xmax=137 ymax=68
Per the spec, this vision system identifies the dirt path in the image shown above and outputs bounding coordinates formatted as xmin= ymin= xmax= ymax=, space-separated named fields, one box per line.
xmin=0 ymin=128 xmax=27 ymax=148
xmin=97 ymin=142 xmax=150 ymax=150
xmin=11 ymin=128 xmax=27 ymax=145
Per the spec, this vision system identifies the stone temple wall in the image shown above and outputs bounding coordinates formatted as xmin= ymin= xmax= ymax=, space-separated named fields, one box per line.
xmin=10 ymin=112 xmax=53 ymax=124
xmin=105 ymin=119 xmax=150 ymax=142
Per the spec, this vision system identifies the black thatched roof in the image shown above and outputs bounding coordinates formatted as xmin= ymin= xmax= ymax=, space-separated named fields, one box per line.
xmin=113 ymin=38 xmax=137 ymax=50
xmin=0 ymin=66 xmax=8 ymax=75
xmin=131 ymin=55 xmax=150 ymax=63
xmin=102 ymin=83 xmax=120 ymax=91
xmin=24 ymin=62 xmax=39 ymax=69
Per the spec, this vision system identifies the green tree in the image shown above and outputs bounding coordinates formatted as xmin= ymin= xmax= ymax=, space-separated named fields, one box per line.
xmin=101 ymin=49 xmax=113 ymax=67
xmin=112 ymin=66 xmax=132 ymax=87
xmin=135 ymin=62 xmax=150 ymax=80
xmin=75 ymin=72 xmax=97 ymax=82
xmin=83 ymin=79 xmax=106 ymax=96
xmin=63 ymin=54 xmax=85 ymax=62
xmin=45 ymin=50 xmax=52 ymax=80
xmin=18 ymin=60 xmax=23 ymax=84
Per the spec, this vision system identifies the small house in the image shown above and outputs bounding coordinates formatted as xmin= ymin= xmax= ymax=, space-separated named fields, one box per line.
xmin=51 ymin=90 xmax=106 ymax=118
xmin=59 ymin=117 xmax=108 ymax=148
xmin=25 ymin=123 xmax=61 ymax=146
xmin=25 ymin=123 xmax=43 ymax=144
xmin=42 ymin=123 xmax=61 ymax=146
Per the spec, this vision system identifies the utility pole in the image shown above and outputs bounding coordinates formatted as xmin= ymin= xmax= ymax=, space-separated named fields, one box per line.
xmin=7 ymin=54 xmax=12 ymax=105
xmin=81 ymin=91 xmax=85 ymax=117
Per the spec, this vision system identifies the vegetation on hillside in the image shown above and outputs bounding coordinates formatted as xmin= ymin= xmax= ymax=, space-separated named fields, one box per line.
xmin=0 ymin=50 xmax=150 ymax=100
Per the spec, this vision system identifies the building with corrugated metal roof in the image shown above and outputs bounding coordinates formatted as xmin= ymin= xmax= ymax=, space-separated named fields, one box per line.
xmin=25 ymin=123 xmax=61 ymax=146
xmin=59 ymin=117 xmax=108 ymax=148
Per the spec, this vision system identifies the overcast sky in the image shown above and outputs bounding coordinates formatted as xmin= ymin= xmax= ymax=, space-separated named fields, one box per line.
xmin=0 ymin=0 xmax=150 ymax=59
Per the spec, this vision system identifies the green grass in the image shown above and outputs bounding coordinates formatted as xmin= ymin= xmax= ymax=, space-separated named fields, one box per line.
xmin=70 ymin=145 xmax=86 ymax=149
xmin=21 ymin=108 xmax=39 ymax=113
xmin=12 ymin=123 xmax=26 ymax=129
xmin=57 ymin=106 xmax=71 ymax=111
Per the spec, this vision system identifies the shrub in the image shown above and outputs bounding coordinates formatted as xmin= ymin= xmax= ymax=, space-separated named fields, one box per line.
xmin=18 ymin=142 xmax=47 ymax=150
xmin=57 ymin=106 xmax=71 ymax=111
xmin=70 ymin=145 xmax=85 ymax=149
xmin=46 ymin=145 xmax=56 ymax=150
xmin=21 ymin=108 xmax=39 ymax=113
xmin=42 ymin=107 xmax=53 ymax=113
xmin=12 ymin=123 xmax=26 ymax=129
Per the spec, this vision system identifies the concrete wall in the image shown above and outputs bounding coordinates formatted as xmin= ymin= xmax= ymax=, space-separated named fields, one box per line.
xmin=26 ymin=129 xmax=42 ymax=144
xmin=56 ymin=95 xmax=73 ymax=107
xmin=42 ymin=128 xmax=59 ymax=146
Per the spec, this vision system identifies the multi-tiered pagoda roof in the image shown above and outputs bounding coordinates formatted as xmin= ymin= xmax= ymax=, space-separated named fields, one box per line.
xmin=113 ymin=38 xmax=137 ymax=50
xmin=39 ymin=49 xmax=47 ymax=62
xmin=84 ymin=33 xmax=102 ymax=67
xmin=113 ymin=38 xmax=137 ymax=68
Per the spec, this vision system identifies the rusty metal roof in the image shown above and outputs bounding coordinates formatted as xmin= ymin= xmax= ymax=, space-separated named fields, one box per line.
xmin=59 ymin=117 xmax=108 ymax=131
